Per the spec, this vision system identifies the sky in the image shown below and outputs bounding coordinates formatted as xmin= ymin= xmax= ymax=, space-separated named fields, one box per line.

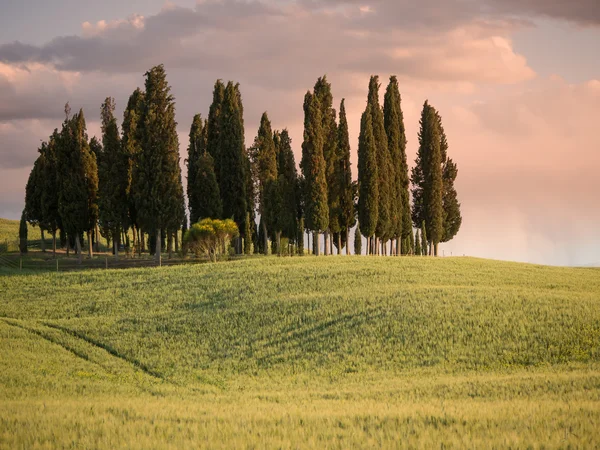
xmin=0 ymin=0 xmax=598 ymax=266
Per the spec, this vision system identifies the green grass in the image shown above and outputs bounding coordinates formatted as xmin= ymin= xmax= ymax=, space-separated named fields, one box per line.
xmin=1 ymin=256 xmax=599 ymax=448
xmin=0 ymin=218 xmax=43 ymax=248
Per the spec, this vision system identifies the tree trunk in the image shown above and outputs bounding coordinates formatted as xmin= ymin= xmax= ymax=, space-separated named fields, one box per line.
xmin=331 ymin=235 xmax=334 ymax=256
xmin=346 ymin=229 xmax=350 ymax=256
xmin=141 ymin=230 xmax=146 ymax=253
xmin=52 ymin=231 xmax=57 ymax=259
xmin=276 ymin=231 xmax=282 ymax=256
xmin=324 ymin=231 xmax=329 ymax=256
xmin=113 ymin=229 xmax=119 ymax=261
xmin=175 ymin=231 xmax=179 ymax=253
xmin=262 ymin=220 xmax=269 ymax=255
xmin=155 ymin=229 xmax=162 ymax=265
xmin=396 ymin=238 xmax=400 ymax=257
xmin=314 ymin=231 xmax=320 ymax=256
xmin=94 ymin=224 xmax=99 ymax=253
xmin=167 ymin=231 xmax=173 ymax=259
xmin=434 ymin=242 xmax=438 ymax=257
xmin=41 ymin=230 xmax=46 ymax=252
xmin=87 ymin=231 xmax=93 ymax=259
xmin=138 ymin=228 xmax=142 ymax=256
xmin=337 ymin=233 xmax=342 ymax=255
xmin=75 ymin=234 xmax=82 ymax=265
xmin=307 ymin=232 xmax=311 ymax=255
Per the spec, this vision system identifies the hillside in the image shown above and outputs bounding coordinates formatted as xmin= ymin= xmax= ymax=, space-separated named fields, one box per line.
xmin=1 ymin=257 xmax=599 ymax=448
xmin=0 ymin=217 xmax=42 ymax=245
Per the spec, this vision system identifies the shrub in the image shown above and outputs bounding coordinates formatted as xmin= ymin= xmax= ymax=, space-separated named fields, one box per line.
xmin=184 ymin=218 xmax=239 ymax=262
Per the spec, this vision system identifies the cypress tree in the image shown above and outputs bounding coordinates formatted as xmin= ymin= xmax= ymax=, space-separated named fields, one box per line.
xmin=219 ymin=81 xmax=247 ymax=253
xmin=415 ymin=229 xmax=421 ymax=256
xmin=24 ymin=150 xmax=44 ymax=240
xmin=122 ymin=88 xmax=145 ymax=254
xmin=300 ymin=91 xmax=329 ymax=255
xmin=56 ymin=108 xmax=98 ymax=263
xmin=368 ymin=76 xmax=391 ymax=251
xmin=441 ymin=160 xmax=462 ymax=243
xmin=207 ymin=80 xmax=225 ymax=179
xmin=195 ymin=151 xmax=222 ymax=220
xmin=357 ymin=103 xmax=378 ymax=250
xmin=412 ymin=101 xmax=443 ymax=256
xmin=186 ymin=114 xmax=207 ymax=224
xmin=133 ymin=64 xmax=184 ymax=264
xmin=98 ymin=97 xmax=128 ymax=259
xmin=40 ymin=131 xmax=62 ymax=257
xmin=19 ymin=210 xmax=28 ymax=254
xmin=384 ymin=76 xmax=410 ymax=255
xmin=256 ymin=112 xmax=278 ymax=254
xmin=314 ymin=76 xmax=338 ymax=255
xmin=336 ymin=99 xmax=355 ymax=256
xmin=354 ymin=225 xmax=362 ymax=256
xmin=276 ymin=129 xmax=299 ymax=245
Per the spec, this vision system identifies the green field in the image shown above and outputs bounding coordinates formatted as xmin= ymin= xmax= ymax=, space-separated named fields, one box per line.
xmin=1 ymin=256 xmax=599 ymax=448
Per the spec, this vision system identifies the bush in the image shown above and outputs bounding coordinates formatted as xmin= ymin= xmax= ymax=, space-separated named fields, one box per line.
xmin=184 ymin=218 xmax=239 ymax=262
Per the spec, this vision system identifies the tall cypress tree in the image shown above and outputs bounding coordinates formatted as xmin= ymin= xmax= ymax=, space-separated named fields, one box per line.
xmin=336 ymin=99 xmax=355 ymax=255
xmin=358 ymin=103 xmax=378 ymax=251
xmin=276 ymin=129 xmax=299 ymax=245
xmin=368 ymin=76 xmax=391 ymax=252
xmin=186 ymin=114 xmax=207 ymax=224
xmin=133 ymin=64 xmax=184 ymax=264
xmin=421 ymin=221 xmax=428 ymax=256
xmin=300 ymin=91 xmax=328 ymax=255
xmin=195 ymin=150 xmax=222 ymax=220
xmin=441 ymin=157 xmax=461 ymax=243
xmin=24 ymin=150 xmax=44 ymax=239
xmin=314 ymin=76 xmax=338 ymax=255
xmin=219 ymin=81 xmax=247 ymax=252
xmin=19 ymin=210 xmax=28 ymax=254
xmin=98 ymin=97 xmax=128 ymax=259
xmin=122 ymin=88 xmax=145 ymax=253
xmin=412 ymin=101 xmax=443 ymax=255
xmin=384 ymin=76 xmax=410 ymax=255
xmin=207 ymin=80 xmax=225 ymax=182
xmin=56 ymin=108 xmax=97 ymax=263
xmin=256 ymin=112 xmax=278 ymax=254
xmin=40 ymin=131 xmax=62 ymax=257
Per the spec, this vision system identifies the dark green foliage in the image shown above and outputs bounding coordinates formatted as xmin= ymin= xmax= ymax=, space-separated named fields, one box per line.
xmin=257 ymin=216 xmax=265 ymax=255
xmin=314 ymin=76 xmax=340 ymax=237
xmin=358 ymin=103 xmax=378 ymax=238
xmin=207 ymin=80 xmax=225 ymax=175
xmin=19 ymin=210 xmax=28 ymax=254
xmin=354 ymin=225 xmax=362 ymax=256
xmin=441 ymin=158 xmax=462 ymax=243
xmin=186 ymin=114 xmax=207 ymax=224
xmin=40 ymin=131 xmax=62 ymax=247
xmin=384 ymin=76 xmax=410 ymax=241
xmin=98 ymin=97 xmax=129 ymax=247
xmin=256 ymin=112 xmax=278 ymax=251
xmin=133 ymin=65 xmax=185 ymax=260
xmin=421 ymin=221 xmax=428 ymax=256
xmin=24 ymin=151 xmax=44 ymax=228
xmin=300 ymin=92 xmax=329 ymax=233
xmin=195 ymin=151 xmax=222 ymax=220
xmin=415 ymin=229 xmax=421 ymax=256
xmin=218 ymin=82 xmax=247 ymax=229
xmin=411 ymin=101 xmax=443 ymax=253
xmin=122 ymin=88 xmax=145 ymax=233
xmin=368 ymin=76 xmax=391 ymax=241
xmin=56 ymin=108 xmax=98 ymax=253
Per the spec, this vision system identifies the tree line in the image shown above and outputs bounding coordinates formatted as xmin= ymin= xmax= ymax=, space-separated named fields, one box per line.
xmin=23 ymin=64 xmax=461 ymax=263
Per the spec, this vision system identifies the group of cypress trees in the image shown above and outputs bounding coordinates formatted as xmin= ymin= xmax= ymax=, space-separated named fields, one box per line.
xmin=24 ymin=65 xmax=461 ymax=261
xmin=24 ymin=65 xmax=185 ymax=264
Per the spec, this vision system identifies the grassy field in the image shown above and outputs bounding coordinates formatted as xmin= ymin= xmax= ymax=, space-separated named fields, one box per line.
xmin=1 ymin=256 xmax=599 ymax=448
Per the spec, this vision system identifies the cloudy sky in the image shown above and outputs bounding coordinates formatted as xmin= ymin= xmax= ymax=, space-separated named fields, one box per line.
xmin=0 ymin=0 xmax=598 ymax=266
